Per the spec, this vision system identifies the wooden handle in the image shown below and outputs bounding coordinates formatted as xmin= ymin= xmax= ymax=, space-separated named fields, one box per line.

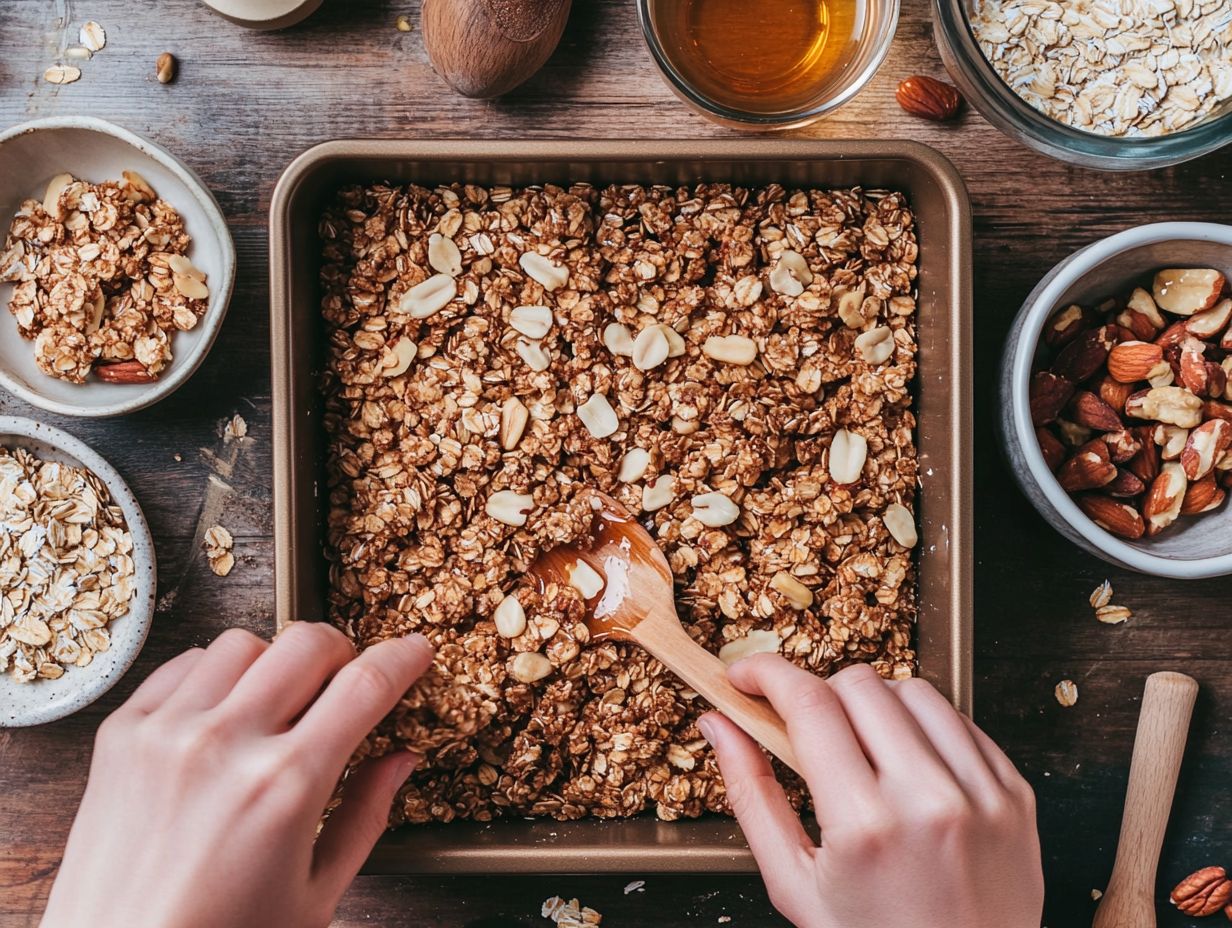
xmin=633 ymin=616 xmax=803 ymax=777
xmin=1093 ymin=671 xmax=1199 ymax=928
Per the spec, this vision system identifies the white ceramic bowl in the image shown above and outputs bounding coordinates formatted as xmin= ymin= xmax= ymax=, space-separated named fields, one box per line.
xmin=0 ymin=117 xmax=235 ymax=417
xmin=0 ymin=417 xmax=156 ymax=727
xmin=999 ymin=222 xmax=1232 ymax=579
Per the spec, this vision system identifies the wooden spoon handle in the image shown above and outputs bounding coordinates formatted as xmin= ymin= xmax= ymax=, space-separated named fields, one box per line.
xmin=633 ymin=616 xmax=803 ymax=777
xmin=1093 ymin=671 xmax=1198 ymax=928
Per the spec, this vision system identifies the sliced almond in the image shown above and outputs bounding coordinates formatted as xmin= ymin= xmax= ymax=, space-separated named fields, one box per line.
xmin=603 ymin=322 xmax=634 ymax=357
xmin=519 ymin=252 xmax=569 ymax=290
xmin=855 ymin=326 xmax=895 ymax=365
xmin=617 ymin=448 xmax=650 ymax=483
xmin=631 ymin=325 xmax=670 ymax=371
xmin=396 ymin=273 xmax=456 ymax=318
xmin=690 ymin=491 xmax=740 ymax=527
xmin=173 ymin=273 xmax=209 ymax=301
xmin=702 ymin=334 xmax=757 ymax=366
xmin=577 ymin=394 xmax=619 ymax=439
xmin=510 ymin=305 xmax=553 ymax=339
xmin=829 ymin=429 xmax=868 ymax=485
xmin=769 ymin=571 xmax=813 ymax=609
xmin=718 ymin=629 xmax=780 ymax=665
xmin=493 ymin=594 xmax=527 ymax=638
xmin=486 ymin=489 xmax=534 ymax=527
xmin=642 ymin=474 xmax=676 ymax=512
xmin=428 ymin=233 xmax=463 ymax=277
xmin=499 ymin=396 xmax=529 ymax=450
xmin=167 ymin=254 xmax=206 ymax=282
xmin=567 ymin=560 xmax=605 ymax=599
xmin=883 ymin=503 xmax=918 ymax=548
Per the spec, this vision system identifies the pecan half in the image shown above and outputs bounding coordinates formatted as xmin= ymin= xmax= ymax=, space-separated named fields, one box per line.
xmin=1170 ymin=866 xmax=1232 ymax=917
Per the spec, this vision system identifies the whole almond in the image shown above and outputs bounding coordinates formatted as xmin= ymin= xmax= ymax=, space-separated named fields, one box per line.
xmin=94 ymin=360 xmax=156 ymax=384
xmin=1036 ymin=428 xmax=1067 ymax=471
xmin=1030 ymin=371 xmax=1075 ymax=426
xmin=1070 ymin=391 xmax=1123 ymax=431
xmin=1077 ymin=494 xmax=1145 ymax=540
xmin=1098 ymin=376 xmax=1134 ymax=415
xmin=895 ymin=75 xmax=962 ymax=120
xmin=1053 ymin=325 xmax=1115 ymax=382
xmin=1107 ymin=340 xmax=1163 ymax=383
xmin=1106 ymin=469 xmax=1146 ymax=498
xmin=1057 ymin=440 xmax=1116 ymax=492
xmin=1180 ymin=474 xmax=1222 ymax=514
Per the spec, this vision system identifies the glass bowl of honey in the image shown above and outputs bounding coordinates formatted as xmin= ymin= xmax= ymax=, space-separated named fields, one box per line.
xmin=638 ymin=0 xmax=899 ymax=129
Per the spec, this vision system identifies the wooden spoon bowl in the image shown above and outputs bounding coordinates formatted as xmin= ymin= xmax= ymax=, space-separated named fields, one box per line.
xmin=529 ymin=493 xmax=802 ymax=775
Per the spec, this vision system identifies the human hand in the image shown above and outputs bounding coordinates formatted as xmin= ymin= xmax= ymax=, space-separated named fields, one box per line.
xmin=41 ymin=624 xmax=433 ymax=928
xmin=699 ymin=657 xmax=1043 ymax=928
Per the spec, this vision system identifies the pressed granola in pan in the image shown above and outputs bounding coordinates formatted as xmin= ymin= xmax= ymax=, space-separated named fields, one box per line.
xmin=319 ymin=181 xmax=920 ymax=823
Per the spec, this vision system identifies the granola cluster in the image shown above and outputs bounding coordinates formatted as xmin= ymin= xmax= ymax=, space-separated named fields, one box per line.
xmin=0 ymin=171 xmax=209 ymax=384
xmin=319 ymin=181 xmax=920 ymax=823
xmin=0 ymin=448 xmax=136 ymax=682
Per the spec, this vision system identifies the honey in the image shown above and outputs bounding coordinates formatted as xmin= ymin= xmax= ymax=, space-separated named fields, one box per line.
xmin=647 ymin=0 xmax=863 ymax=116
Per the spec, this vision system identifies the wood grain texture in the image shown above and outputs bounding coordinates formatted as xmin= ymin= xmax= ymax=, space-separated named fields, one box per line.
xmin=0 ymin=0 xmax=1230 ymax=926
xmin=1095 ymin=673 xmax=1199 ymax=928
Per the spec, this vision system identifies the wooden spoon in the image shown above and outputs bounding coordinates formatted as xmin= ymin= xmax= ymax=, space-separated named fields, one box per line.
xmin=422 ymin=0 xmax=571 ymax=98
xmin=528 ymin=493 xmax=802 ymax=776
xmin=1093 ymin=671 xmax=1199 ymax=928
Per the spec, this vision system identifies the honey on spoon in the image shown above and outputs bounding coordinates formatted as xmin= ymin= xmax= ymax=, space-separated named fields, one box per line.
xmin=529 ymin=493 xmax=802 ymax=776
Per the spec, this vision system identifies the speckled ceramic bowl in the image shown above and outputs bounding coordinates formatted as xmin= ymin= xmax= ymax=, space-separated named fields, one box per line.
xmin=0 ymin=417 xmax=156 ymax=727
xmin=999 ymin=222 xmax=1232 ymax=579
xmin=0 ymin=117 xmax=235 ymax=417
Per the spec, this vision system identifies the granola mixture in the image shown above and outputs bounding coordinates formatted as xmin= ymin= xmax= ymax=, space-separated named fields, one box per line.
xmin=971 ymin=0 xmax=1232 ymax=137
xmin=0 ymin=448 xmax=136 ymax=682
xmin=0 ymin=171 xmax=209 ymax=384
xmin=319 ymin=181 xmax=920 ymax=823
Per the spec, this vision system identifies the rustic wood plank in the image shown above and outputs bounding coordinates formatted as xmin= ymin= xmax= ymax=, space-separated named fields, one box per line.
xmin=1 ymin=0 xmax=1230 ymax=926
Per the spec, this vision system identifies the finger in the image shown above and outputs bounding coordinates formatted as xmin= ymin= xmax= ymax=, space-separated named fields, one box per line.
xmin=164 ymin=628 xmax=270 ymax=712
xmin=223 ymin=621 xmax=356 ymax=728
xmin=890 ymin=679 xmax=1004 ymax=804
xmin=291 ymin=635 xmax=435 ymax=774
xmin=962 ymin=715 xmax=1033 ymax=792
xmin=823 ymin=663 xmax=954 ymax=781
xmin=727 ymin=654 xmax=878 ymax=822
xmin=121 ymin=648 xmax=205 ymax=715
xmin=312 ymin=750 xmax=420 ymax=903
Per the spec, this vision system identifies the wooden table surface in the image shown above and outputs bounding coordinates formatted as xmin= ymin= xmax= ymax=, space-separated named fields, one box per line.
xmin=1 ymin=1 xmax=1230 ymax=925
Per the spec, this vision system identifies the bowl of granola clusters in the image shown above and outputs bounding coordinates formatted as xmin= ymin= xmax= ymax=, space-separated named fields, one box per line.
xmin=0 ymin=117 xmax=235 ymax=416
xmin=0 ymin=417 xmax=156 ymax=727
xmin=933 ymin=0 xmax=1232 ymax=170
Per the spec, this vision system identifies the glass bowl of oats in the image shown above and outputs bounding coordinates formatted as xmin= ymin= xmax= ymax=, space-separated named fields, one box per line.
xmin=933 ymin=0 xmax=1232 ymax=170
xmin=0 ymin=117 xmax=235 ymax=417
xmin=0 ymin=417 xmax=157 ymax=727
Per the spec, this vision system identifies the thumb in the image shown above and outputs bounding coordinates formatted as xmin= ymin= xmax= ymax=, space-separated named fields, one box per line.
xmin=312 ymin=751 xmax=420 ymax=902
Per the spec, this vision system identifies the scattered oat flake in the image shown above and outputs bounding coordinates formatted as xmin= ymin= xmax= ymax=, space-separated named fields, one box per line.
xmin=718 ymin=918 xmax=732 ymax=925
xmin=80 ymin=21 xmax=106 ymax=52
xmin=208 ymin=550 xmax=235 ymax=577
xmin=1089 ymin=580 xmax=1112 ymax=609
xmin=224 ymin=413 xmax=248 ymax=442
xmin=204 ymin=524 xmax=234 ymax=553
xmin=623 ymin=880 xmax=645 ymax=895
xmin=1096 ymin=604 xmax=1132 ymax=625
xmin=1091 ymin=889 xmax=1103 ymax=901
xmin=173 ymin=453 xmax=182 ymax=462
xmin=542 ymin=896 xmax=601 ymax=926
xmin=395 ymin=14 xmax=412 ymax=31
xmin=64 ymin=46 xmax=93 ymax=61
xmin=43 ymin=65 xmax=81 ymax=85
xmin=1055 ymin=679 xmax=1079 ymax=707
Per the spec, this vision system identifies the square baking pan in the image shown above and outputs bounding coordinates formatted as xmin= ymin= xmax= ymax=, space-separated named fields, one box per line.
xmin=270 ymin=140 xmax=972 ymax=874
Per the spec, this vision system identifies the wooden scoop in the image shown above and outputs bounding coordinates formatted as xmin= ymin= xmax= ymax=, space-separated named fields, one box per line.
xmin=1093 ymin=671 xmax=1199 ymax=928
xmin=529 ymin=493 xmax=802 ymax=776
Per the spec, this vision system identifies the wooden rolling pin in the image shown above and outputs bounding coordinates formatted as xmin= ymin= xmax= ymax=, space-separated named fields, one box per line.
xmin=1093 ymin=671 xmax=1199 ymax=928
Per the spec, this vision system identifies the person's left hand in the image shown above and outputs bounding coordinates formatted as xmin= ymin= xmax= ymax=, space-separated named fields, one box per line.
xmin=41 ymin=623 xmax=433 ymax=928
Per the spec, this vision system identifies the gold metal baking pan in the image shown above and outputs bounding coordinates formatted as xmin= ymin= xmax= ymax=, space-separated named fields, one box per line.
xmin=269 ymin=140 xmax=972 ymax=873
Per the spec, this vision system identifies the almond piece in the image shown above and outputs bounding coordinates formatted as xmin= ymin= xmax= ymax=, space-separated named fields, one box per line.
xmin=486 ymin=490 xmax=534 ymax=527
xmin=1030 ymin=372 xmax=1075 ymax=426
xmin=1045 ymin=304 xmax=1096 ymax=349
xmin=499 ymin=396 xmax=529 ymax=450
xmin=509 ymin=652 xmax=553 ymax=683
xmin=1056 ymin=418 xmax=1092 ymax=448
xmin=1057 ymin=440 xmax=1117 ymax=492
xmin=1077 ymin=495 xmax=1145 ymax=540
xmin=1153 ymin=268 xmax=1226 ymax=316
xmin=1143 ymin=461 xmax=1187 ymax=536
xmin=1098 ymin=376 xmax=1134 ymax=415
xmin=1106 ymin=469 xmax=1146 ymax=498
xmin=1178 ymin=342 xmax=1210 ymax=395
xmin=854 ymin=327 xmax=895 ymax=365
xmin=1180 ymin=419 xmax=1232 ymax=480
xmin=690 ymin=491 xmax=740 ymax=527
xmin=1205 ymin=400 xmax=1232 ymax=424
xmin=1154 ymin=425 xmax=1190 ymax=461
xmin=1036 ymin=428 xmax=1067 ymax=471
xmin=1154 ymin=321 xmax=1193 ymax=349
xmin=1107 ymin=341 xmax=1163 ymax=383
xmin=427 ymin=233 xmax=463 ymax=277
xmin=1052 ymin=325 xmax=1116 ymax=382
xmin=1180 ymin=474 xmax=1222 ymax=515
xmin=1070 ymin=391 xmax=1123 ymax=431
xmin=493 ymin=594 xmax=527 ymax=638
xmin=1103 ymin=429 xmax=1141 ymax=464
xmin=1127 ymin=426 xmax=1161 ymax=483
xmin=1122 ymin=287 xmax=1166 ymax=334
xmin=882 ymin=503 xmax=918 ymax=548
xmin=718 ymin=629 xmax=781 ymax=666
xmin=509 ymin=305 xmax=553 ymax=339
xmin=829 ymin=429 xmax=868 ymax=485
xmin=396 ymin=273 xmax=456 ymax=318
xmin=519 ymin=252 xmax=569 ymax=290
xmin=702 ymin=334 xmax=758 ymax=366
xmin=769 ymin=571 xmax=814 ymax=609
xmin=1185 ymin=297 xmax=1232 ymax=338
xmin=94 ymin=360 xmax=156 ymax=384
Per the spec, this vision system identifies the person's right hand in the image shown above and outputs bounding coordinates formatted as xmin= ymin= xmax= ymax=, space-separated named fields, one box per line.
xmin=699 ymin=657 xmax=1043 ymax=928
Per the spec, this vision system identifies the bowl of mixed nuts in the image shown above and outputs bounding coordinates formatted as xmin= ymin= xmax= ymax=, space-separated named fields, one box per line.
xmin=1001 ymin=222 xmax=1232 ymax=578
xmin=0 ymin=417 xmax=156 ymax=727
xmin=0 ymin=117 xmax=235 ymax=417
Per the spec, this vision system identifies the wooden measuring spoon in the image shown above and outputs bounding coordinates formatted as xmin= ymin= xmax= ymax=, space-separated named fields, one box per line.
xmin=422 ymin=0 xmax=572 ymax=98
xmin=528 ymin=493 xmax=802 ymax=776
xmin=1093 ymin=671 xmax=1199 ymax=928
